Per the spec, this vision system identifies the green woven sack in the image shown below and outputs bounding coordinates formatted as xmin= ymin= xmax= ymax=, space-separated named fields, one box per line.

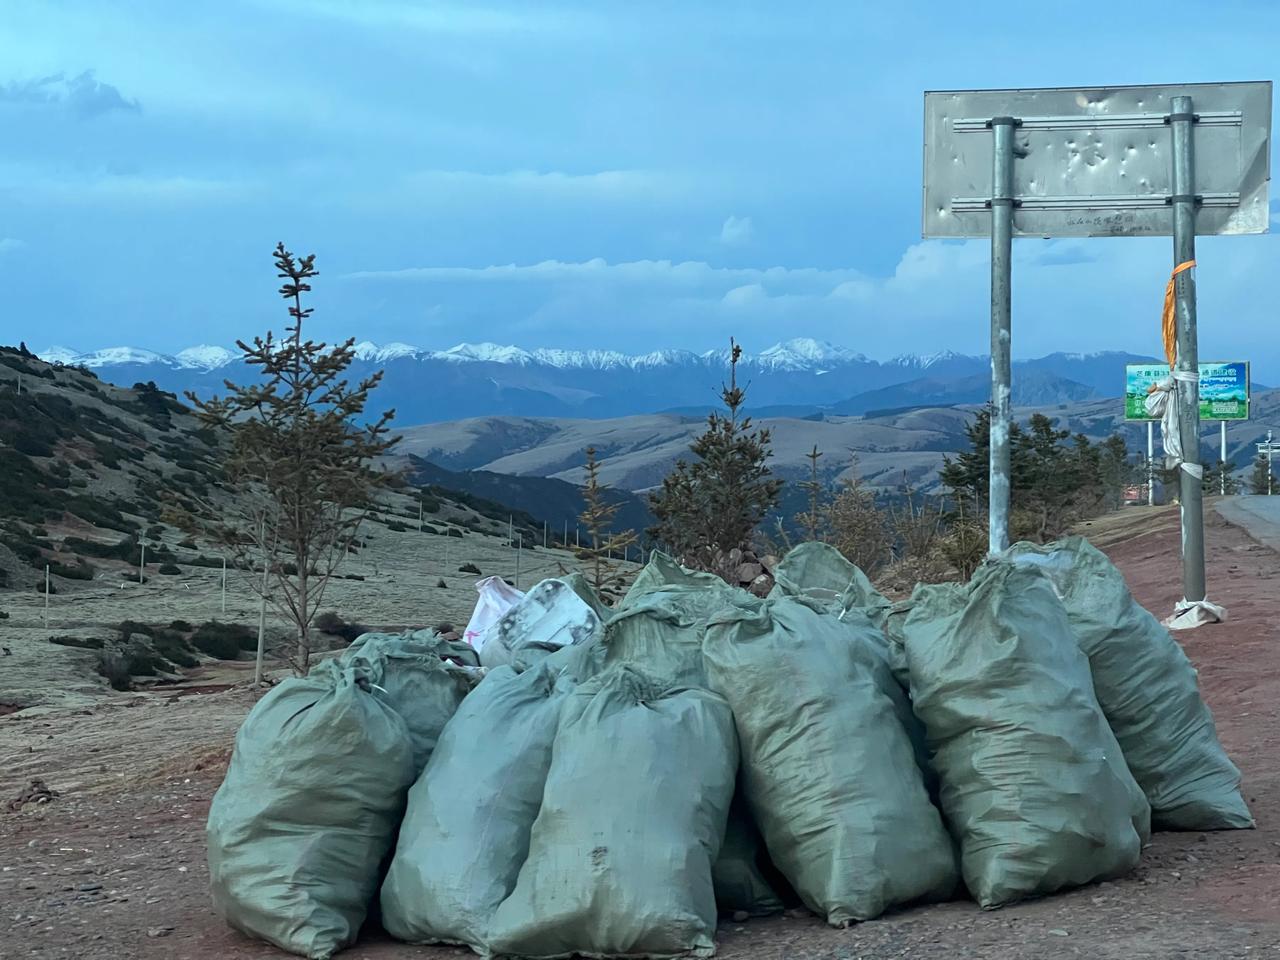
xmin=711 ymin=791 xmax=785 ymax=918
xmin=207 ymin=658 xmax=414 ymax=959
xmin=380 ymin=663 xmax=572 ymax=950
xmin=902 ymin=562 xmax=1150 ymax=907
xmin=704 ymin=595 xmax=957 ymax=926
xmin=619 ymin=551 xmax=733 ymax=608
xmin=487 ymin=666 xmax=737 ymax=959
xmin=599 ymin=598 xmax=713 ymax=688
xmin=767 ymin=544 xmax=942 ymax=792
xmin=341 ymin=631 xmax=479 ymax=775
xmin=1006 ymin=536 xmax=1251 ymax=830
xmin=881 ymin=596 xmax=923 ymax=690
xmin=602 ymin=552 xmax=743 ymax=688
xmin=769 ymin=541 xmax=891 ymax=626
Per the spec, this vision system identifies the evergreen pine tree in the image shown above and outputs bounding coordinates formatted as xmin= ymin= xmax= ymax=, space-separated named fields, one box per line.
xmin=577 ymin=446 xmax=637 ymax=600
xmin=183 ymin=243 xmax=398 ymax=673
xmin=648 ymin=339 xmax=782 ymax=579
xmin=1200 ymin=460 xmax=1239 ymax=496
xmin=941 ymin=407 xmax=1135 ymax=541
xmin=1249 ymin=453 xmax=1275 ymax=495
xmin=796 ymin=445 xmax=825 ymax=542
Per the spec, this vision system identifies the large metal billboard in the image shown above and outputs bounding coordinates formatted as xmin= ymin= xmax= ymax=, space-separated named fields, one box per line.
xmin=923 ymin=81 xmax=1272 ymax=239
xmin=920 ymin=79 xmax=1271 ymax=609
xmin=1124 ymin=361 xmax=1250 ymax=420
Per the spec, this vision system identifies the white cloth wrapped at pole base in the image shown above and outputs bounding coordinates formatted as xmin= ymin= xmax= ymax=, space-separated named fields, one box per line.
xmin=1164 ymin=598 xmax=1228 ymax=631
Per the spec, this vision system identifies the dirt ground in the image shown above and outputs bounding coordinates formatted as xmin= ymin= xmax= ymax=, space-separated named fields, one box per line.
xmin=1 ymin=506 xmax=1278 ymax=959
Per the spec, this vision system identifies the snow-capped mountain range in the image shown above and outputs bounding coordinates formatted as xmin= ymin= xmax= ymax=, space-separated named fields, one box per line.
xmin=35 ymin=338 xmax=1156 ymax=425
xmin=41 ymin=337 xmax=981 ymax=374
xmin=38 ymin=344 xmax=240 ymax=371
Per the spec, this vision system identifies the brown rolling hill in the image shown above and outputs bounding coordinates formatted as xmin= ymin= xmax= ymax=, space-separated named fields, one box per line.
xmin=396 ymin=407 xmax=986 ymax=493
xmin=395 ymin=389 xmax=1280 ymax=494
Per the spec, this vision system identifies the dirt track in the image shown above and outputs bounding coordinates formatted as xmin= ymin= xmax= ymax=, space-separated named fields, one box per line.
xmin=1 ymin=506 xmax=1278 ymax=959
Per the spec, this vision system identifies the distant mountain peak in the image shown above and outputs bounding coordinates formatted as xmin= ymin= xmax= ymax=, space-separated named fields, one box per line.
xmin=37 ymin=345 xmax=81 ymax=365
xmin=354 ymin=341 xmax=420 ymax=362
xmin=921 ymin=349 xmax=967 ymax=367
xmin=757 ymin=338 xmax=868 ymax=370
xmin=888 ymin=349 xmax=977 ymax=369
xmin=1042 ymin=349 xmax=1145 ymax=362
xmin=439 ymin=342 xmax=536 ymax=365
xmin=528 ymin=348 xmax=634 ymax=370
xmin=67 ymin=346 xmax=169 ymax=368
xmin=175 ymin=345 xmax=237 ymax=370
xmin=39 ymin=343 xmax=227 ymax=371
xmin=631 ymin=348 xmax=700 ymax=369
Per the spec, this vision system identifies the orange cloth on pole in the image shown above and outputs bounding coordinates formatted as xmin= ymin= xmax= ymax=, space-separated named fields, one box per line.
xmin=1162 ymin=260 xmax=1196 ymax=367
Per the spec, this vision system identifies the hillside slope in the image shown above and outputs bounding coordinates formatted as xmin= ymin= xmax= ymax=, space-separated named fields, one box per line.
xmin=831 ymin=369 xmax=1098 ymax=416
xmin=0 ymin=347 xmax=560 ymax=598
xmin=406 ymin=457 xmax=653 ymax=537
xmin=396 ymin=390 xmax=1280 ymax=494
xmin=0 ymin=348 xmax=229 ymax=592
xmin=397 ymin=407 xmax=980 ymax=492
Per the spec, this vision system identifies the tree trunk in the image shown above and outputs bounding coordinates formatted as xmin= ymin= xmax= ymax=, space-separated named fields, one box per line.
xmin=297 ymin=623 xmax=310 ymax=674
xmin=254 ymin=566 xmax=268 ymax=686
xmin=296 ymin=565 xmax=310 ymax=674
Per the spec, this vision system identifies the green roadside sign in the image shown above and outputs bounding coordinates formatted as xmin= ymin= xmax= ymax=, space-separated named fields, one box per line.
xmin=1124 ymin=361 xmax=1249 ymax=421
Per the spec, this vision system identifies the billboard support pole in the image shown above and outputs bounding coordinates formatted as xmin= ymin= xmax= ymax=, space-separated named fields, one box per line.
xmin=1170 ymin=95 xmax=1206 ymax=602
xmin=988 ymin=116 xmax=1016 ymax=555
xmin=1220 ymin=420 xmax=1227 ymax=495
xmin=1147 ymin=421 xmax=1155 ymax=506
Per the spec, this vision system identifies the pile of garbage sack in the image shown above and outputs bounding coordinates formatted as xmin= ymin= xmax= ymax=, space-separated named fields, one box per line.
xmin=206 ymin=536 xmax=1252 ymax=960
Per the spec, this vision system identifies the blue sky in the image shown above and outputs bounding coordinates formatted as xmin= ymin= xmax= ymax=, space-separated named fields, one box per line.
xmin=1 ymin=0 xmax=1277 ymax=375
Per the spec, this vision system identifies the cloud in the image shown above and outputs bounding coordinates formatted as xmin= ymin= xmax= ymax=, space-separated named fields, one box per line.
xmin=828 ymin=279 xmax=873 ymax=302
xmin=340 ymin=228 xmax=1279 ymax=375
xmin=721 ymin=283 xmax=765 ymax=306
xmin=4 ymin=174 xmax=252 ymax=206
xmin=63 ymin=70 xmax=141 ymax=118
xmin=0 ymin=70 xmax=140 ymax=118
xmin=343 ymin=256 xmax=866 ymax=292
xmin=719 ymin=214 xmax=754 ymax=245
xmin=0 ymin=72 xmax=63 ymax=106
xmin=0 ymin=238 xmax=24 ymax=254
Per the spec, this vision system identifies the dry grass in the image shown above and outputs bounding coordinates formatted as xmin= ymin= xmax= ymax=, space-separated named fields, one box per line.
xmin=0 ymin=499 xmax=633 ymax=714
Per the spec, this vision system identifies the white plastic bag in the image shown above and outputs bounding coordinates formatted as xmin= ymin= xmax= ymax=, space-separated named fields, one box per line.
xmin=477 ymin=578 xmax=603 ymax=670
xmin=463 ymin=576 xmax=525 ymax=653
